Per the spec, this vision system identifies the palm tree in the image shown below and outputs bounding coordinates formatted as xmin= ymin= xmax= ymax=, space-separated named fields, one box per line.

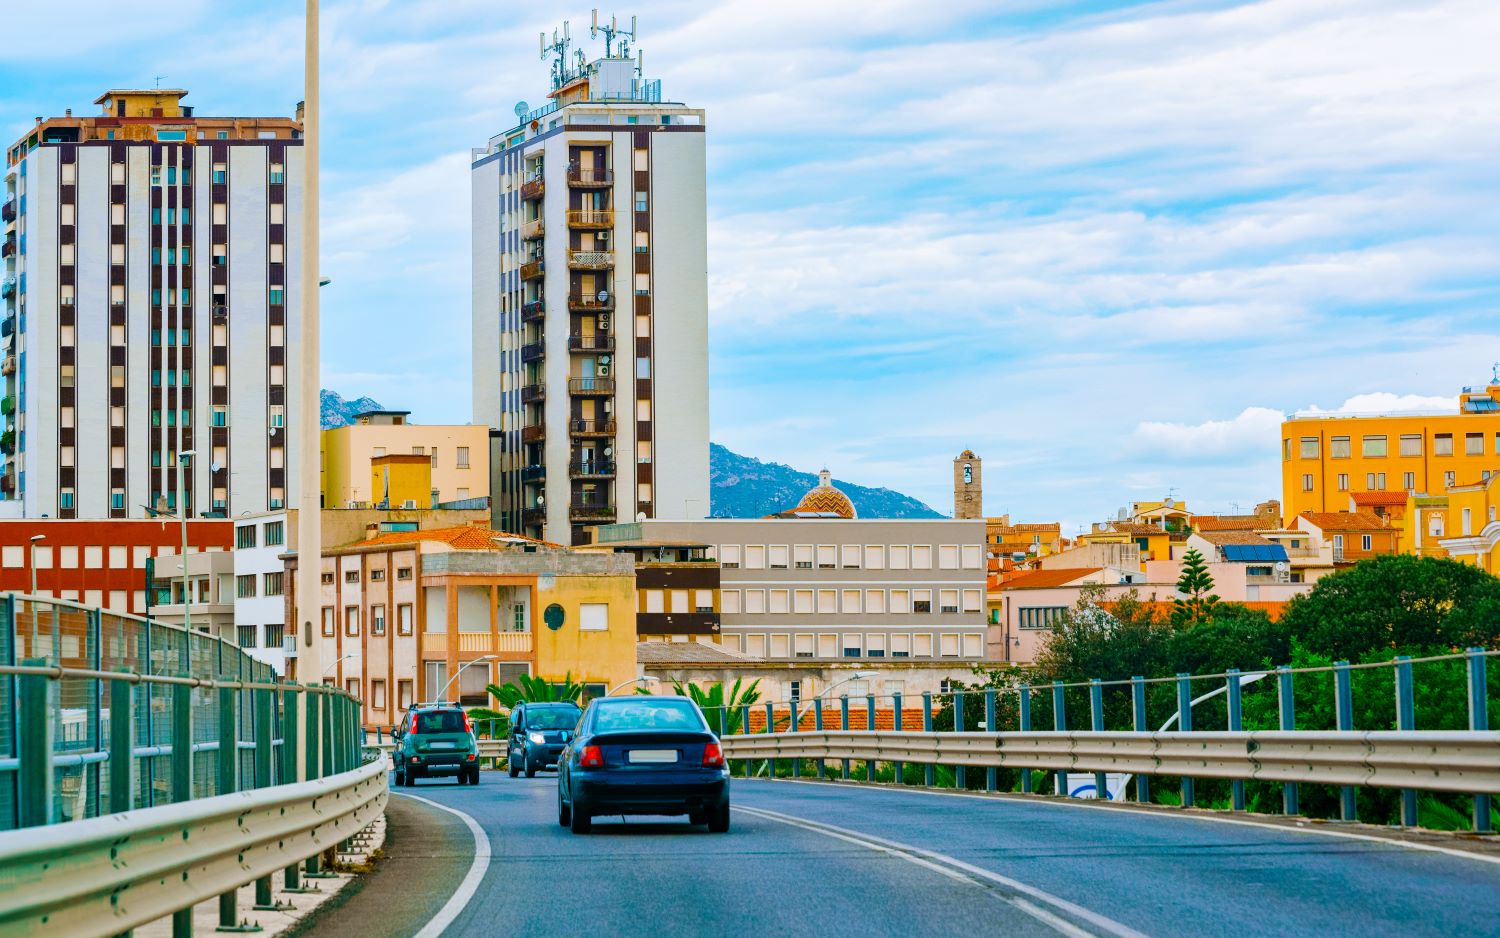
xmin=485 ymin=672 xmax=585 ymax=710
xmin=649 ymin=678 xmax=762 ymax=734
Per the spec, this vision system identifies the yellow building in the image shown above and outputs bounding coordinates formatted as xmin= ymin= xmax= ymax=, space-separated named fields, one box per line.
xmin=321 ymin=409 xmax=490 ymax=509
xmin=1436 ymin=476 xmax=1500 ymax=572
xmin=1281 ymin=381 xmax=1500 ymax=523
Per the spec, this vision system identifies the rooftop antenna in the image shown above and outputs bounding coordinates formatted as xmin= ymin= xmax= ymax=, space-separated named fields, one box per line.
xmin=1492 ymin=360 xmax=1499 ymax=383
xmin=154 ymin=75 xmax=167 ymax=89
xmin=591 ymin=10 xmax=638 ymax=58
xmin=541 ymin=20 xmax=572 ymax=89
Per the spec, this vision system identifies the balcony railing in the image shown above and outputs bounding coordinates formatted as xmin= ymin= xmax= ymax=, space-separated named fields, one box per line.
xmin=520 ymin=258 xmax=545 ymax=281
xmin=568 ymin=333 xmax=614 ymax=353
xmin=568 ymin=377 xmax=615 ymax=396
xmin=569 ymin=293 xmax=614 ymax=312
xmin=636 ymin=612 xmax=721 ymax=636
xmin=1 ymin=200 xmax=14 ymax=222
xmin=570 ymin=504 xmax=617 ymax=523
xmin=522 ymin=464 xmax=546 ymax=482
xmin=570 ymin=418 xmax=616 ymax=436
xmin=520 ymin=177 xmax=544 ymax=201
xmin=522 ymin=425 xmax=545 ymax=443
xmin=521 ymin=384 xmax=545 ymax=404
xmin=569 ymin=460 xmax=616 ymax=478
xmin=0 ymin=355 xmax=15 ymax=376
xmin=522 ymin=506 xmax=546 ymax=526
xmin=567 ymin=167 xmax=614 ymax=187
xmin=567 ymin=209 xmax=614 ymax=229
xmin=521 ymin=218 xmax=544 ymax=240
xmin=521 ymin=300 xmax=545 ymax=323
xmin=521 ymin=340 xmax=545 ymax=363
xmin=568 ymin=250 xmax=613 ymax=270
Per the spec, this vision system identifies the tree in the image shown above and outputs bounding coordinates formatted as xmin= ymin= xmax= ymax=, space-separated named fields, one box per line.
xmin=1172 ymin=548 xmax=1219 ymax=627
xmin=485 ymin=672 xmax=584 ymax=709
xmin=1280 ymin=554 xmax=1500 ymax=660
xmin=648 ymin=678 xmax=763 ymax=734
xmin=1034 ymin=585 xmax=1176 ymax=684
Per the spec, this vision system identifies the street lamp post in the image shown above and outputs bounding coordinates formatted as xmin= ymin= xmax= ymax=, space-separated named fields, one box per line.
xmin=28 ymin=534 xmax=45 ymax=651
xmin=606 ymin=673 xmax=649 ymax=696
xmin=436 ymin=655 xmax=498 ymax=705
xmin=177 ymin=450 xmax=195 ymax=634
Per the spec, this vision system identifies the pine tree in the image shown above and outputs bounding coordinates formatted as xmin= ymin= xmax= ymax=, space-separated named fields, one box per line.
xmin=1173 ymin=548 xmax=1220 ymax=627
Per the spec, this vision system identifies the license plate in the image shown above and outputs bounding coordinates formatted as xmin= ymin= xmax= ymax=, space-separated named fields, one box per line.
xmin=427 ymin=741 xmax=456 ymax=750
xmin=628 ymin=749 xmax=678 ymax=764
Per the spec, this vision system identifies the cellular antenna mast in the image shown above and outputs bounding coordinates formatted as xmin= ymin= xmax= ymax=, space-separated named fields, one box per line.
xmin=591 ymin=9 xmax=638 ymax=58
xmin=540 ymin=20 xmax=573 ymax=89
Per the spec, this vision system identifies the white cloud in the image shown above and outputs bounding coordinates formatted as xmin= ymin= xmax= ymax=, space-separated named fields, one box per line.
xmin=1133 ymin=407 xmax=1285 ymax=458
xmin=1298 ymin=392 xmax=1456 ymax=416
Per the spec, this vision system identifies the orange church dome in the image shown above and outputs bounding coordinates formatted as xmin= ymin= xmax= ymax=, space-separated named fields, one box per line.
xmin=791 ymin=469 xmax=857 ymax=519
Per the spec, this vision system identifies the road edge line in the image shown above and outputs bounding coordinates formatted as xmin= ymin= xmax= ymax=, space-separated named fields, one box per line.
xmin=395 ymin=792 xmax=490 ymax=938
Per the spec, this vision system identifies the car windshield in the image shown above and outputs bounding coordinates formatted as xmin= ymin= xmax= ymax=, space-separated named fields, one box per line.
xmin=526 ymin=708 xmax=581 ymax=730
xmin=592 ymin=699 xmax=707 ymax=733
xmin=413 ymin=710 xmax=466 ymax=733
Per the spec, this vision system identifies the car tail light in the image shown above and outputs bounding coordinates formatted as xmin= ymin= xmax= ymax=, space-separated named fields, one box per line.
xmin=702 ymin=742 xmax=725 ymax=768
xmin=462 ymin=711 xmax=471 ymax=733
xmin=581 ymin=745 xmax=605 ymax=768
xmin=466 ymin=753 xmax=476 ymax=762
xmin=411 ymin=715 xmax=419 ymax=734
xmin=409 ymin=756 xmax=419 ymax=764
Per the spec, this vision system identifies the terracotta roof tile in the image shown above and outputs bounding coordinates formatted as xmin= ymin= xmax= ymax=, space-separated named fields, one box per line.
xmin=1351 ymin=491 xmax=1410 ymax=507
xmin=1191 ymin=515 xmax=1264 ymax=531
xmin=1299 ymin=511 xmax=1388 ymax=531
xmin=1196 ymin=530 xmax=1275 ymax=546
xmin=1109 ymin=523 xmax=1167 ymax=535
xmin=344 ymin=525 xmax=559 ymax=550
xmin=999 ymin=567 xmax=1103 ymax=590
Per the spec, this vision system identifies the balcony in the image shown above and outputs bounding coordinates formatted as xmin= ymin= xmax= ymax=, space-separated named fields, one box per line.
xmin=282 ymin=634 xmax=298 ymax=658
xmin=567 ymin=167 xmax=613 ymax=187
xmin=0 ymin=355 xmax=14 ymax=376
xmin=521 ymin=299 xmax=546 ymax=323
xmin=636 ymin=612 xmax=721 ymax=637
xmin=522 ymin=424 xmax=545 ymax=443
xmin=568 ymin=250 xmax=613 ymax=270
xmin=568 ymin=293 xmax=613 ymax=312
xmin=570 ymin=504 xmax=617 ymax=523
xmin=520 ymin=258 xmax=545 ymax=281
xmin=567 ymin=210 xmax=614 ymax=229
xmin=0 ymin=279 xmax=14 ymax=298
xmin=520 ymin=383 xmax=545 ymax=404
xmin=521 ymin=218 xmax=544 ymax=241
xmin=569 ymin=460 xmax=616 ymax=479
xmin=421 ymin=631 xmax=534 ymax=659
xmin=0 ymin=396 xmax=13 ymax=416
xmin=520 ymin=177 xmax=544 ymax=201
xmin=0 ymin=240 xmax=14 ymax=260
xmin=521 ymin=464 xmax=546 ymax=482
xmin=570 ymin=418 xmax=616 ymax=437
xmin=568 ymin=377 xmax=615 ymax=396
xmin=521 ymin=340 xmax=545 ymax=363
xmin=1 ymin=200 xmax=14 ymax=223
xmin=522 ymin=507 xmax=546 ymax=527
xmin=568 ymin=333 xmax=614 ymax=353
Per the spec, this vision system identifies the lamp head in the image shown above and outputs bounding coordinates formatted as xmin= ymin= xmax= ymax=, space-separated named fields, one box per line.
xmin=30 ymin=534 xmax=46 ymax=542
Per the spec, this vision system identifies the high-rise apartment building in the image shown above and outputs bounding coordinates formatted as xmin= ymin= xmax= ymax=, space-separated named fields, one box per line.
xmin=1 ymin=89 xmax=304 ymax=519
xmin=472 ymin=27 xmax=709 ymax=545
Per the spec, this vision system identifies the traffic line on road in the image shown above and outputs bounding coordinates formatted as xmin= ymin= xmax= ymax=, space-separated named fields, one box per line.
xmin=735 ymin=804 xmax=1145 ymax=938
xmin=395 ymin=792 xmax=491 ymax=938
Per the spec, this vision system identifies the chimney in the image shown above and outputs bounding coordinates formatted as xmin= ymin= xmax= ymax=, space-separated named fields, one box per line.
xmin=365 ymin=522 xmax=379 ymax=540
xmin=65 ymin=108 xmax=72 ymax=117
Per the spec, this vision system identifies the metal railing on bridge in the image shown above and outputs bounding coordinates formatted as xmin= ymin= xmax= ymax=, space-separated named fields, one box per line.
xmin=708 ymin=648 xmax=1500 ymax=833
xmin=0 ymin=594 xmax=386 ymax=936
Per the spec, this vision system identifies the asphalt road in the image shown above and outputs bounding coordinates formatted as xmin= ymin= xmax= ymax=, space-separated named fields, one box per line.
xmin=316 ymin=772 xmax=1500 ymax=937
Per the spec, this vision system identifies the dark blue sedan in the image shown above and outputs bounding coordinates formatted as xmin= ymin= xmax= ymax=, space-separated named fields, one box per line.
xmin=557 ymin=696 xmax=730 ymax=834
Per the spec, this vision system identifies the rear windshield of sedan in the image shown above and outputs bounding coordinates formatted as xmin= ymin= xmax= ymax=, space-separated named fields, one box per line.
xmin=592 ymin=699 xmax=707 ymax=733
xmin=526 ymin=708 xmax=582 ymax=730
xmin=413 ymin=711 xmax=466 ymax=733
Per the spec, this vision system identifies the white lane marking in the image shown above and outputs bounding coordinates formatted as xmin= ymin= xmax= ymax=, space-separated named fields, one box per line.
xmin=736 ymin=804 xmax=1146 ymax=938
xmin=743 ymin=778 xmax=1500 ymax=870
xmin=395 ymin=792 xmax=492 ymax=938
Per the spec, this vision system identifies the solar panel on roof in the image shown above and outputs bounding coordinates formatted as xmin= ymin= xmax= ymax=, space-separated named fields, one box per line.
xmin=1222 ymin=544 xmax=1289 ymax=562
xmin=1465 ymin=398 xmax=1498 ymax=412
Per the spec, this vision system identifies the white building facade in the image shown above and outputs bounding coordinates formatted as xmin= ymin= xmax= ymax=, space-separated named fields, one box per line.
xmin=232 ymin=510 xmax=290 ymax=674
xmin=473 ymin=44 xmax=709 ymax=545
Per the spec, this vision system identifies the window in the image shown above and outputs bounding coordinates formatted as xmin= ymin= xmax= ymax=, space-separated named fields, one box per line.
xmin=370 ymin=568 xmax=386 ymax=581
xmin=1404 ymin=472 xmax=1415 ymax=490
xmin=890 ymin=590 xmax=910 ymax=614
xmin=60 ymin=492 xmax=75 ymax=510
xmin=1299 ymin=437 xmax=1320 ymax=459
xmin=816 ymin=545 xmax=836 ymax=568
xmin=842 ymin=636 xmax=862 ymax=658
xmin=794 ymin=545 xmax=814 ymax=569
xmin=1435 ymin=433 xmax=1454 ymax=456
xmin=768 ymin=545 xmax=789 ymax=569
xmin=817 ymin=590 xmax=838 ymax=613
xmin=372 ymin=604 xmax=386 ymax=635
xmin=269 ymin=287 xmax=285 ymax=305
xmin=1445 ymin=471 xmax=1456 ymax=487
xmin=743 ymin=590 xmax=765 ymax=614
xmin=321 ymin=606 xmax=335 ymax=636
xmin=457 ymin=446 xmax=470 ymax=468
xmin=939 ymin=589 xmax=960 ymax=614
xmin=1018 ymin=606 xmax=1068 ymax=629
xmin=321 ymin=572 xmax=335 ymax=584
xmin=744 ymin=546 xmax=766 ymax=569
xmin=695 ymin=590 xmax=714 ymax=614
xmin=346 ymin=679 xmax=360 ymax=698
xmin=1362 ymin=435 xmax=1387 ymax=458
xmin=866 ymin=590 xmax=886 ymax=613
xmin=513 ymin=604 xmax=528 ymax=631
xmin=397 ymin=567 xmax=413 ymax=580
xmin=768 ymin=590 xmax=789 ymax=614
xmin=719 ymin=545 xmax=742 ymax=568
xmin=1330 ymin=436 xmax=1351 ymax=459
xmin=1303 ymin=474 xmax=1314 ymax=492
xmin=237 ymin=625 xmax=257 ymax=647
xmin=1400 ymin=434 xmax=1422 ymax=457
xmin=236 ymin=525 xmax=257 ymax=549
xmin=841 ymin=544 xmax=861 ymax=568
xmin=265 ymin=624 xmax=284 ymax=647
xmin=841 ymin=590 xmax=861 ymax=613
xmin=634 ymin=192 xmax=648 ymax=212
xmin=371 ymin=680 xmax=387 ymax=710
xmin=344 ymin=605 xmax=359 ymax=636
xmin=580 ymin=603 xmax=608 ymax=631
xmin=398 ymin=603 xmax=414 ymax=635
xmin=911 ymin=545 xmax=933 ymax=569
xmin=721 ymin=591 xmax=741 ymax=614
xmin=1466 ymin=432 xmax=1484 ymax=456
xmin=793 ymin=590 xmax=813 ymax=614
xmin=236 ymin=574 xmax=257 ymax=598
xmin=345 ymin=570 xmax=360 ymax=583
xmin=263 ymin=572 xmax=283 ymax=596
xmin=913 ymin=589 xmax=933 ymax=613
xmin=1337 ymin=473 xmax=1349 ymax=491
xmin=398 ymin=680 xmax=414 ymax=710
xmin=865 ymin=545 xmax=887 ymax=569
xmin=263 ymin=521 xmax=284 ymax=546
xmin=1362 ymin=534 xmax=1373 ymax=551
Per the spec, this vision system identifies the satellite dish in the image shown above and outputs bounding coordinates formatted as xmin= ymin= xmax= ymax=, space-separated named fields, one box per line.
xmin=1275 ymin=561 xmax=1288 ymax=572
xmin=636 ymin=512 xmax=647 ymax=523
xmin=514 ymin=100 xmax=529 ymax=120
xmin=596 ymin=289 xmax=609 ymax=303
xmin=599 ymin=355 xmax=611 ymax=366
xmin=209 ymin=462 xmax=222 ymax=474
xmin=603 ymin=446 xmax=613 ymax=457
xmin=536 ymin=494 xmax=545 ymax=506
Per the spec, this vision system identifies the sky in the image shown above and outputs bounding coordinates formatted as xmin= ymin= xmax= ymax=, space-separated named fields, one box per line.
xmin=5 ymin=0 xmax=1500 ymax=531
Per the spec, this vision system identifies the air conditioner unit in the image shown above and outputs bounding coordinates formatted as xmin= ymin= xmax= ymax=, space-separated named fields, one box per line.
xmin=597 ymin=364 xmax=611 ymax=377
xmin=596 ymin=231 xmax=609 ymax=245
xmin=402 ymin=499 xmax=418 ymax=509
xmin=598 ymin=315 xmax=610 ymax=331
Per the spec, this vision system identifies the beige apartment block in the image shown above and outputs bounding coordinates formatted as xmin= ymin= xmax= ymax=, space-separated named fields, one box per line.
xmin=321 ymin=410 xmax=490 ymax=509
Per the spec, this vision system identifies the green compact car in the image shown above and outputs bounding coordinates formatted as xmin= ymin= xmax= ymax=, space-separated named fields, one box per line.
xmin=393 ymin=703 xmax=481 ymax=786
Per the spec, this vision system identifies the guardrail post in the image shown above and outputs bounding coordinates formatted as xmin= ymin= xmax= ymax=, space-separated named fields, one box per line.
xmin=17 ymin=658 xmax=54 ymax=828
xmin=1394 ymin=656 xmax=1417 ymax=827
xmin=764 ymin=702 xmax=775 ymax=779
xmin=110 ymin=670 xmax=134 ymax=814
xmin=303 ymin=690 xmax=326 ymax=878
xmin=1051 ymin=682 xmax=1066 ymax=795
xmin=840 ymin=695 xmax=851 ymax=780
xmin=1277 ymin=666 xmax=1298 ymax=816
xmin=1131 ymin=677 xmax=1149 ymax=804
xmin=791 ymin=696 xmax=801 ymax=779
xmin=814 ymin=698 xmax=825 ymax=779
xmin=1225 ymin=670 xmax=1243 ymax=811
xmin=922 ymin=693 xmax=934 ymax=788
xmin=984 ymin=689 xmax=997 ymax=792
xmin=1019 ymin=684 xmax=1033 ymax=795
xmin=865 ymin=695 xmax=876 ymax=782
xmin=953 ymin=690 xmax=966 ymax=791
xmin=1333 ymin=661 xmax=1357 ymax=822
xmin=322 ymin=688 xmax=335 ymax=779
xmin=1088 ymin=680 xmax=1106 ymax=801
xmin=216 ymin=684 xmax=249 ymax=931
xmin=892 ymin=693 xmax=904 ymax=785
xmin=1466 ymin=648 xmax=1492 ymax=833
xmin=281 ymin=684 xmax=311 ymax=892
xmin=1175 ymin=674 xmax=1194 ymax=807
xmin=171 ymin=679 xmax=193 ymax=938
xmin=253 ymin=686 xmax=286 ymax=912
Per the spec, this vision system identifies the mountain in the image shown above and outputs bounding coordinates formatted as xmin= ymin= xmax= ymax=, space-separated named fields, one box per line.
xmin=321 ymin=389 xmax=387 ymax=429
xmin=709 ymin=443 xmax=943 ymax=519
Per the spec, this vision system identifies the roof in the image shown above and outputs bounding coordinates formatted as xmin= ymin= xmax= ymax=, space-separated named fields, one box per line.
xmin=1196 ymin=530 xmax=1276 ymax=547
xmin=352 ymin=409 xmax=412 ymax=419
xmin=95 ymin=89 xmax=188 ymax=102
xmin=1299 ymin=512 xmax=1389 ymax=532
xmin=1109 ymin=523 xmax=1167 ymax=536
xmin=1191 ymin=515 xmax=1264 ymax=531
xmin=1221 ymin=543 xmax=1289 ymax=562
xmin=1011 ymin=523 xmax=1061 ymax=534
xmin=1351 ymin=491 xmax=1410 ymax=507
xmin=636 ymin=642 xmax=755 ymax=664
xmin=999 ymin=567 xmax=1103 ymax=590
xmin=345 ymin=525 xmax=559 ymax=550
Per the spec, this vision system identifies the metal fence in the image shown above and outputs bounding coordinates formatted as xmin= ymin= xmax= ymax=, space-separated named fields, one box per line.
xmin=705 ymin=647 xmax=1500 ymax=832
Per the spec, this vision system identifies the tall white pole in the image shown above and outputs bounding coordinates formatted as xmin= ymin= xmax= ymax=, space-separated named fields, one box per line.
xmin=178 ymin=451 xmax=193 ymax=634
xmin=296 ymin=0 xmax=323 ymax=690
